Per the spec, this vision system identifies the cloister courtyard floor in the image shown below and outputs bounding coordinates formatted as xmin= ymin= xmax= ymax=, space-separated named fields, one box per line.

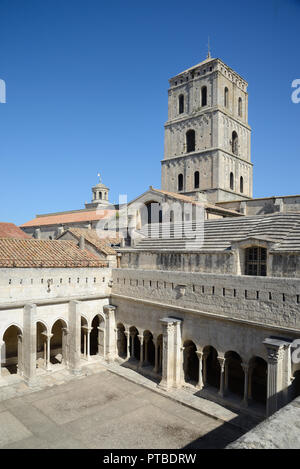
xmin=0 ymin=361 xmax=257 ymax=449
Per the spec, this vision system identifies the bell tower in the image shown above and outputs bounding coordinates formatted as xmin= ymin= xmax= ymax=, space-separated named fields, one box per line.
xmin=161 ymin=55 xmax=253 ymax=203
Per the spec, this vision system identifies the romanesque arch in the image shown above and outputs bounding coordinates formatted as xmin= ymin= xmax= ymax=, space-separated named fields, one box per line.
xmin=36 ymin=321 xmax=48 ymax=369
xmin=225 ymin=350 xmax=244 ymax=398
xmin=203 ymin=345 xmax=220 ymax=389
xmin=90 ymin=314 xmax=105 ymax=357
xmin=117 ymin=323 xmax=127 ymax=358
xmin=2 ymin=325 xmax=22 ymax=375
xmin=143 ymin=330 xmax=155 ymax=367
xmin=249 ymin=356 xmax=267 ymax=405
xmin=50 ymin=319 xmax=68 ymax=365
xmin=129 ymin=326 xmax=140 ymax=361
xmin=183 ymin=340 xmax=199 ymax=384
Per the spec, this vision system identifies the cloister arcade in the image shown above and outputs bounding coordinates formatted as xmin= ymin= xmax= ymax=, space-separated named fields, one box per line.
xmin=0 ymin=309 xmax=297 ymax=418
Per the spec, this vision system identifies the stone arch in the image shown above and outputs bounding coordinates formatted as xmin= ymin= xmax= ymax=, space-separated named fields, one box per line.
xmin=178 ymin=94 xmax=184 ymax=114
xmin=224 ymin=87 xmax=229 ymax=107
xmin=183 ymin=340 xmax=199 ymax=384
xmin=249 ymin=356 xmax=267 ymax=405
xmin=36 ymin=321 xmax=48 ymax=369
xmin=232 ymin=131 xmax=238 ymax=155
xmin=240 ymin=176 xmax=244 ymax=193
xmin=230 ymin=172 xmax=234 ymax=190
xmin=2 ymin=324 xmax=22 ymax=375
xmin=117 ymin=323 xmax=127 ymax=358
xmin=143 ymin=330 xmax=155 ymax=367
xmin=194 ymin=171 xmax=200 ymax=189
xmin=81 ymin=316 xmax=88 ymax=358
xmin=90 ymin=314 xmax=105 ymax=357
xmin=225 ymin=350 xmax=244 ymax=398
xmin=129 ymin=326 xmax=140 ymax=361
xmin=186 ymin=129 xmax=195 ymax=153
xmin=238 ymin=97 xmax=242 ymax=117
xmin=178 ymin=174 xmax=183 ymax=192
xmin=50 ymin=319 xmax=68 ymax=365
xmin=201 ymin=86 xmax=207 ymax=107
xmin=203 ymin=345 xmax=220 ymax=389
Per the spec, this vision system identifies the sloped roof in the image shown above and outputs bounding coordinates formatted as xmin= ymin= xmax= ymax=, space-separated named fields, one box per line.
xmin=0 ymin=223 xmax=31 ymax=239
xmin=134 ymin=213 xmax=300 ymax=252
xmin=0 ymin=238 xmax=108 ymax=268
xmin=59 ymin=228 xmax=118 ymax=255
xmin=150 ymin=188 xmax=242 ymax=216
xmin=21 ymin=209 xmax=116 ymax=228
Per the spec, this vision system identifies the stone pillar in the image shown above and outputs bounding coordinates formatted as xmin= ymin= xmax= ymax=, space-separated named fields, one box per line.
xmin=159 ymin=317 xmax=182 ymax=390
xmin=68 ymin=300 xmax=82 ymax=375
xmin=23 ymin=303 xmax=37 ymax=386
xmin=17 ymin=334 xmax=23 ymax=376
xmin=138 ymin=334 xmax=144 ymax=368
xmin=218 ymin=356 xmax=226 ymax=398
xmin=196 ymin=351 xmax=203 ymax=390
xmin=263 ymin=338 xmax=286 ymax=417
xmin=224 ymin=360 xmax=229 ymax=395
xmin=0 ymin=340 xmax=4 ymax=379
xmin=62 ymin=327 xmax=69 ymax=365
xmin=98 ymin=326 xmax=105 ymax=358
xmin=103 ymin=305 xmax=117 ymax=363
xmin=202 ymin=351 xmax=209 ymax=386
xmin=242 ymin=363 xmax=249 ymax=407
xmin=125 ymin=331 xmax=130 ymax=360
xmin=42 ymin=332 xmax=53 ymax=370
xmin=154 ymin=338 xmax=159 ymax=373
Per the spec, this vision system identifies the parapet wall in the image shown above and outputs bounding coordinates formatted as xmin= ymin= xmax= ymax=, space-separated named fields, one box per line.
xmin=227 ymin=396 xmax=300 ymax=449
xmin=112 ymin=268 xmax=300 ymax=330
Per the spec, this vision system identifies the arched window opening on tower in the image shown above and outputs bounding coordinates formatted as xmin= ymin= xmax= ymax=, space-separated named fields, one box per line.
xmin=186 ymin=129 xmax=195 ymax=153
xmin=194 ymin=171 xmax=200 ymax=189
xmin=179 ymin=94 xmax=184 ymax=114
xmin=232 ymin=131 xmax=238 ymax=155
xmin=224 ymin=87 xmax=229 ymax=107
xmin=240 ymin=176 xmax=244 ymax=193
xmin=178 ymin=174 xmax=183 ymax=192
xmin=99 ymin=192 xmax=102 ymax=200
xmin=230 ymin=172 xmax=234 ymax=190
xmin=238 ymin=97 xmax=242 ymax=117
xmin=201 ymin=86 xmax=207 ymax=107
xmin=245 ymin=247 xmax=267 ymax=276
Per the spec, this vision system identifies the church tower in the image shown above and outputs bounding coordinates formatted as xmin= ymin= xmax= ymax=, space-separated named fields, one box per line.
xmin=161 ymin=55 xmax=252 ymax=203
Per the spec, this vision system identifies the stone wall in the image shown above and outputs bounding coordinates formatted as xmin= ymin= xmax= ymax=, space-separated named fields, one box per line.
xmin=227 ymin=396 xmax=300 ymax=449
xmin=112 ymin=268 xmax=300 ymax=331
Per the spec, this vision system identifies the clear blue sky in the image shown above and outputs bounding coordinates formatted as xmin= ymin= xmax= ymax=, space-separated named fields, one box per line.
xmin=0 ymin=0 xmax=299 ymax=225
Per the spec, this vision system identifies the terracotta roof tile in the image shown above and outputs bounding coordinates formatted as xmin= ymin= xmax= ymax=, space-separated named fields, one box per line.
xmin=21 ymin=209 xmax=117 ymax=228
xmin=0 ymin=223 xmax=31 ymax=239
xmin=62 ymin=228 xmax=118 ymax=255
xmin=0 ymin=238 xmax=108 ymax=268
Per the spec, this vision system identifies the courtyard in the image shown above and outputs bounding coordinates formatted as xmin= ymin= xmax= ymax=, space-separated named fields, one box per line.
xmin=0 ymin=368 xmax=245 ymax=449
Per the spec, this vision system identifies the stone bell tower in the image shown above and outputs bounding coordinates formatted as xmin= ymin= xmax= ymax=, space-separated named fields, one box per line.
xmin=85 ymin=173 xmax=111 ymax=209
xmin=161 ymin=54 xmax=253 ymax=203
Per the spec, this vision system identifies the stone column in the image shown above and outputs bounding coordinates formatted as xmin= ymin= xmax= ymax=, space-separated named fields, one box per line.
xmin=196 ymin=351 xmax=203 ymax=390
xmin=42 ymin=332 xmax=53 ymax=370
xmin=103 ymin=305 xmax=117 ymax=363
xmin=68 ymin=300 xmax=82 ymax=375
xmin=241 ymin=363 xmax=249 ymax=407
xmin=62 ymin=327 xmax=69 ymax=365
xmin=125 ymin=331 xmax=130 ymax=360
xmin=218 ymin=356 xmax=226 ymax=398
xmin=138 ymin=334 xmax=144 ymax=368
xmin=159 ymin=317 xmax=182 ymax=390
xmin=22 ymin=303 xmax=37 ymax=386
xmin=202 ymin=351 xmax=209 ymax=386
xmin=154 ymin=338 xmax=159 ymax=373
xmin=263 ymin=338 xmax=286 ymax=417
xmin=81 ymin=326 xmax=91 ymax=360
xmin=98 ymin=326 xmax=105 ymax=358
xmin=0 ymin=340 xmax=4 ymax=379
xmin=17 ymin=334 xmax=23 ymax=376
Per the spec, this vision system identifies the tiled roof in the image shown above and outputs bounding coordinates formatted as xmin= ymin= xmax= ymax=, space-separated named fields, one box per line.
xmin=0 ymin=238 xmax=108 ymax=268
xmin=151 ymin=188 xmax=241 ymax=216
xmin=0 ymin=223 xmax=31 ymax=239
xmin=62 ymin=228 xmax=118 ymax=255
xmin=134 ymin=213 xmax=300 ymax=252
xmin=20 ymin=209 xmax=117 ymax=228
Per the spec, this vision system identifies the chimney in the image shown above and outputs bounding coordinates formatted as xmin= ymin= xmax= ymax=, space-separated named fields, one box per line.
xmin=79 ymin=235 xmax=85 ymax=250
